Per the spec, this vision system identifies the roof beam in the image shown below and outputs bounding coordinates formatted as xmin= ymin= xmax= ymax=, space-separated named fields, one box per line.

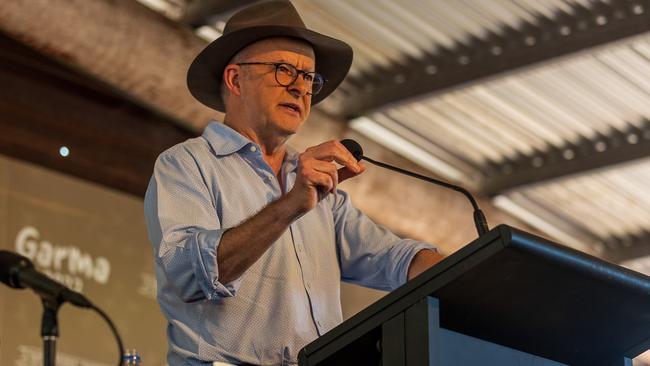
xmin=340 ymin=0 xmax=650 ymax=119
xmin=481 ymin=120 xmax=650 ymax=195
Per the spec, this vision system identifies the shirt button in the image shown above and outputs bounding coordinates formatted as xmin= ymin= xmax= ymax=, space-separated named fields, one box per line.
xmin=250 ymin=146 xmax=257 ymax=152
xmin=306 ymin=283 xmax=311 ymax=290
xmin=317 ymin=320 xmax=322 ymax=327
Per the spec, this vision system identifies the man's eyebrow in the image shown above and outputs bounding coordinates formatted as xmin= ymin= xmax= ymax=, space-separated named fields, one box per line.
xmin=276 ymin=59 xmax=316 ymax=72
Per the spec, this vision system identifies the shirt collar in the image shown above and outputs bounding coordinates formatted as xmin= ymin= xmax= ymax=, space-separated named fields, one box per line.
xmin=202 ymin=121 xmax=254 ymax=156
xmin=202 ymin=121 xmax=300 ymax=172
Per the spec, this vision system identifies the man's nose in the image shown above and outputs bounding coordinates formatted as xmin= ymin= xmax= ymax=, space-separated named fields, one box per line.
xmin=287 ymin=76 xmax=310 ymax=97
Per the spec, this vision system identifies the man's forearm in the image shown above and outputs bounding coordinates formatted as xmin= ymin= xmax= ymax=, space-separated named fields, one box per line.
xmin=217 ymin=194 xmax=303 ymax=284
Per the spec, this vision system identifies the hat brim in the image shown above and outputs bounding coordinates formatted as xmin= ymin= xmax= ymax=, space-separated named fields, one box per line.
xmin=187 ymin=25 xmax=353 ymax=112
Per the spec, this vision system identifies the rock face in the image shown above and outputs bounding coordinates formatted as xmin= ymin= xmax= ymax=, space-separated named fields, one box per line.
xmin=0 ymin=0 xmax=218 ymax=131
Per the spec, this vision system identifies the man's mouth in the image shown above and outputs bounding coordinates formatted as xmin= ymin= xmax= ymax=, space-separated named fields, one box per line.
xmin=279 ymin=103 xmax=301 ymax=115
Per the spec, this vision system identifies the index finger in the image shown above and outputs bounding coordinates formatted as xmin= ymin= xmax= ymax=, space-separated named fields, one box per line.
xmin=304 ymin=141 xmax=362 ymax=173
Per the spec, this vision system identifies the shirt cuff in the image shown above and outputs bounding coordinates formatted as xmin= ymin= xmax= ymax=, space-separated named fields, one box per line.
xmin=397 ymin=242 xmax=438 ymax=288
xmin=191 ymin=229 xmax=243 ymax=299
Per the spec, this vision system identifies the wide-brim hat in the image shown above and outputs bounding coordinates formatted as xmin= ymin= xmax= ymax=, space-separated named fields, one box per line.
xmin=187 ymin=0 xmax=353 ymax=112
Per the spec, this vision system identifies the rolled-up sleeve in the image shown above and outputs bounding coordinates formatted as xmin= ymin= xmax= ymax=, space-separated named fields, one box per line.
xmin=331 ymin=190 xmax=437 ymax=291
xmin=144 ymin=147 xmax=241 ymax=301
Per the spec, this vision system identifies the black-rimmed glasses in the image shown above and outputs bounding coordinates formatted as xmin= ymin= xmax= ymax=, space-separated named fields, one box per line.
xmin=236 ymin=62 xmax=326 ymax=95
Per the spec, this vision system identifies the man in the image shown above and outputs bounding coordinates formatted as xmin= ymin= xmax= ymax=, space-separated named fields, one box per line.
xmin=144 ymin=1 xmax=444 ymax=365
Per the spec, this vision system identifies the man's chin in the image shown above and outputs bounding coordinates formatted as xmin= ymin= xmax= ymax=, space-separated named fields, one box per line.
xmin=273 ymin=118 xmax=305 ymax=136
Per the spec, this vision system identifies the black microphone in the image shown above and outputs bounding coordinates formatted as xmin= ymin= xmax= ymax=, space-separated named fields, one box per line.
xmin=340 ymin=139 xmax=489 ymax=237
xmin=0 ymin=250 xmax=92 ymax=308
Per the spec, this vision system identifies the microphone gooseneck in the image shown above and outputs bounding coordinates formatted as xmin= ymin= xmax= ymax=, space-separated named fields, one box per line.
xmin=340 ymin=139 xmax=489 ymax=237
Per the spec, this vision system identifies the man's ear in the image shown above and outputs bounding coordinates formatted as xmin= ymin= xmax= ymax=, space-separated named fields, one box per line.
xmin=223 ymin=65 xmax=242 ymax=97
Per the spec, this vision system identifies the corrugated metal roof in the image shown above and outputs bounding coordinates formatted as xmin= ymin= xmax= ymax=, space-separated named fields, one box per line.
xmin=294 ymin=0 xmax=593 ymax=73
xmin=355 ymin=33 xmax=650 ymax=178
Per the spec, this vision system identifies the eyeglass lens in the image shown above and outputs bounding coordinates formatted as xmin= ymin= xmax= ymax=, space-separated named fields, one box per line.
xmin=275 ymin=64 xmax=324 ymax=95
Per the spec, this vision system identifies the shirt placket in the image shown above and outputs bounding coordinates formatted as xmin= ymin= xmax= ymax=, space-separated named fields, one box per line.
xmin=245 ymin=144 xmax=282 ymax=198
xmin=289 ymin=219 xmax=328 ymax=335
xmin=282 ymin=166 xmax=328 ymax=335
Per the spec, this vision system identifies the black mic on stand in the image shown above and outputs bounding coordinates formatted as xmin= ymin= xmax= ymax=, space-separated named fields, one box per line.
xmin=340 ymin=139 xmax=489 ymax=237
xmin=0 ymin=250 xmax=125 ymax=366
xmin=0 ymin=250 xmax=92 ymax=307
xmin=0 ymin=250 xmax=93 ymax=366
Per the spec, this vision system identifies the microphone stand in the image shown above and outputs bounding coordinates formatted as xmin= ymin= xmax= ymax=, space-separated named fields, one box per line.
xmin=41 ymin=296 xmax=62 ymax=366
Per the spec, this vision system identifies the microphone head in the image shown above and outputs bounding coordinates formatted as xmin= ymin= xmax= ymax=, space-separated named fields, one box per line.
xmin=340 ymin=139 xmax=364 ymax=161
xmin=0 ymin=250 xmax=33 ymax=289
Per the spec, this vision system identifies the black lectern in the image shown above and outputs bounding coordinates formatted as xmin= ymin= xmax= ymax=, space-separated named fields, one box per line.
xmin=298 ymin=225 xmax=650 ymax=366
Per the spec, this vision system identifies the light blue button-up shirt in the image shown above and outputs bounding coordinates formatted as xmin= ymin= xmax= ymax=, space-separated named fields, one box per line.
xmin=144 ymin=122 xmax=436 ymax=365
